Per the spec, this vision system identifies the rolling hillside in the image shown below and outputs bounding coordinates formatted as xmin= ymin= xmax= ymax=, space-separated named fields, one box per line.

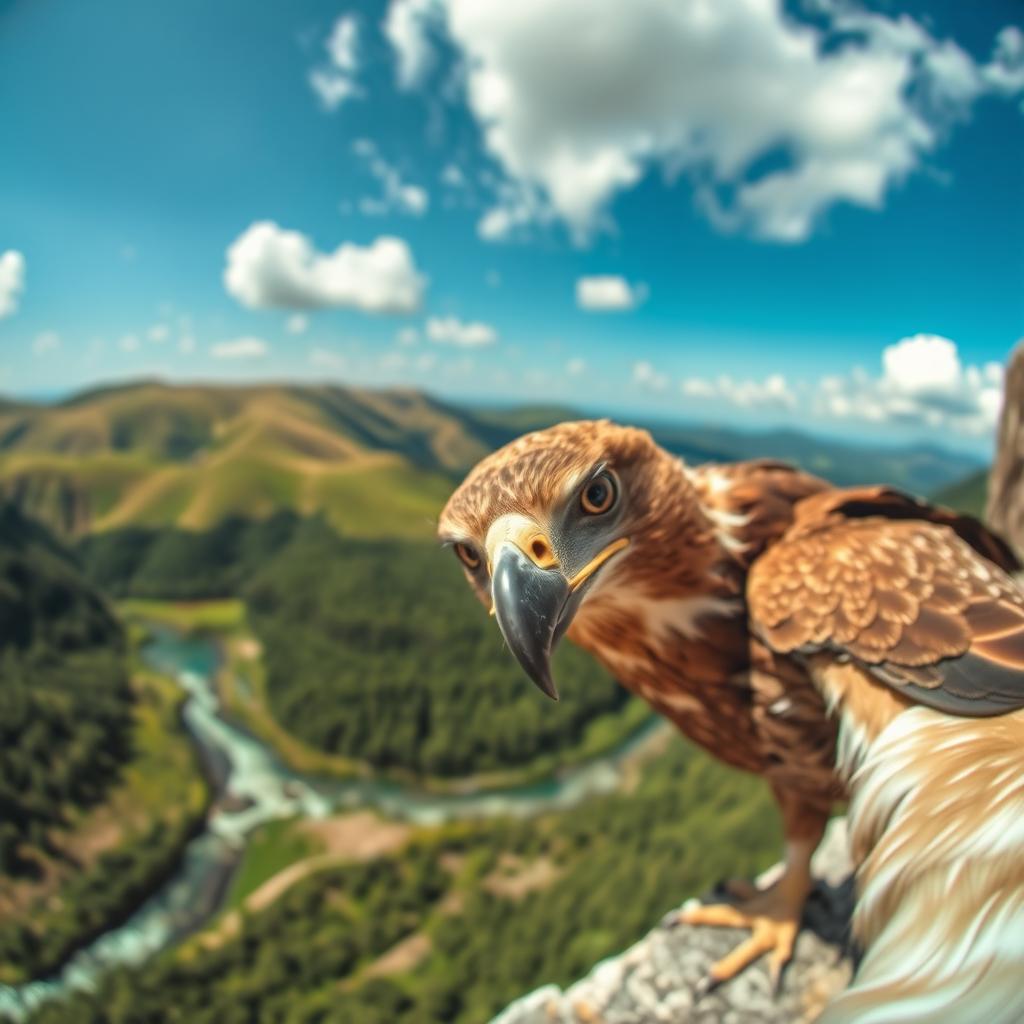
xmin=931 ymin=468 xmax=989 ymax=518
xmin=0 ymin=381 xmax=984 ymax=540
xmin=0 ymin=383 xmax=482 ymax=539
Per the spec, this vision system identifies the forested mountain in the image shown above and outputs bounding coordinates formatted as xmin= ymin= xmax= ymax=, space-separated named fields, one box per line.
xmin=79 ymin=515 xmax=641 ymax=777
xmin=0 ymin=381 xmax=982 ymax=541
xmin=20 ymin=740 xmax=779 ymax=1024
xmin=0 ymin=505 xmax=132 ymax=877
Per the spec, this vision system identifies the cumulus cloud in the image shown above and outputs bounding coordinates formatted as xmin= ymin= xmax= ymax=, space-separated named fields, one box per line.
xmin=441 ymin=163 xmax=467 ymax=188
xmin=680 ymin=373 xmax=797 ymax=410
xmin=351 ymin=138 xmax=429 ymax=216
xmin=566 ymin=357 xmax=586 ymax=376
xmin=426 ymin=315 xmax=497 ymax=346
xmin=632 ymin=334 xmax=1002 ymax=441
xmin=210 ymin=337 xmax=269 ymax=360
xmin=309 ymin=346 xmax=346 ymax=370
xmin=384 ymin=0 xmax=442 ymax=89
xmin=983 ymin=26 xmax=1024 ymax=97
xmin=0 ymin=250 xmax=25 ymax=318
xmin=633 ymin=360 xmax=669 ymax=391
xmin=309 ymin=14 xmax=362 ymax=110
xmin=814 ymin=334 xmax=1003 ymax=436
xmin=286 ymin=314 xmax=309 ymax=335
xmin=576 ymin=275 xmax=645 ymax=312
xmin=407 ymin=0 xmax=1021 ymax=243
xmin=224 ymin=221 xmax=426 ymax=314
xmin=32 ymin=330 xmax=60 ymax=356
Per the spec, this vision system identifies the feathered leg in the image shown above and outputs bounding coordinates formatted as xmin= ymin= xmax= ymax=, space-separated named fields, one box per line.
xmin=666 ymin=786 xmax=828 ymax=994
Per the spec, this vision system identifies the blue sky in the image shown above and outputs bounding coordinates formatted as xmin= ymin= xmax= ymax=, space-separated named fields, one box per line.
xmin=0 ymin=0 xmax=1021 ymax=453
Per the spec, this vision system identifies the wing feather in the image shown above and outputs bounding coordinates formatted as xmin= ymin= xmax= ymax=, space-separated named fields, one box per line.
xmin=749 ymin=515 xmax=1024 ymax=718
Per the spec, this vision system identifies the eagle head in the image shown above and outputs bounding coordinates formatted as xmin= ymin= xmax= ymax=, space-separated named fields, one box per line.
xmin=438 ymin=419 xmax=694 ymax=700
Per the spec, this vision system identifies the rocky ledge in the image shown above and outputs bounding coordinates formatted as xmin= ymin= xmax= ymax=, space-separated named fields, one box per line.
xmin=988 ymin=339 xmax=1024 ymax=562
xmin=491 ymin=818 xmax=855 ymax=1024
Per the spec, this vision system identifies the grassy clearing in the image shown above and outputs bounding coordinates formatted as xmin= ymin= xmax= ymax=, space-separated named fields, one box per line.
xmin=224 ymin=818 xmax=319 ymax=911
xmin=118 ymin=597 xmax=246 ymax=633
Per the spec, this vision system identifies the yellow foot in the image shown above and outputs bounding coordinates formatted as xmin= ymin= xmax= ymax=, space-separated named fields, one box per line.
xmin=663 ymin=879 xmax=807 ymax=998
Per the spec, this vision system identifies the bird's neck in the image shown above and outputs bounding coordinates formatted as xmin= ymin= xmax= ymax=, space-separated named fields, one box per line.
xmin=567 ymin=507 xmax=749 ymax=701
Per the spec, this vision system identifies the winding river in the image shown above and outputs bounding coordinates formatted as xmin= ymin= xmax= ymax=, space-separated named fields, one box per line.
xmin=0 ymin=624 xmax=662 ymax=1020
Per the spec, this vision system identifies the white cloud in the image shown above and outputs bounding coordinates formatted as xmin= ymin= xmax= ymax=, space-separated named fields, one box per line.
xmin=680 ymin=377 xmax=717 ymax=399
xmin=0 ymin=250 xmax=25 ymax=318
xmin=396 ymin=326 xmax=420 ymax=345
xmin=813 ymin=334 xmax=1002 ymax=436
xmin=576 ymin=275 xmax=645 ymax=312
xmin=566 ymin=357 xmax=586 ymax=376
xmin=147 ymin=323 xmax=170 ymax=343
xmin=681 ymin=372 xmax=797 ymax=410
xmin=426 ymin=315 xmax=497 ymax=346
xmin=286 ymin=314 xmax=309 ymax=335
xmin=309 ymin=346 xmax=346 ymax=370
xmin=32 ymin=330 xmax=60 ymax=356
xmin=119 ymin=333 xmax=140 ymax=352
xmin=211 ymin=337 xmax=269 ymax=360
xmin=983 ymin=26 xmax=1024 ymax=97
xmin=309 ymin=70 xmax=359 ymax=110
xmin=441 ymin=163 xmax=467 ymax=188
xmin=309 ymin=14 xmax=362 ymax=110
xmin=224 ymin=221 xmax=426 ymax=314
xmin=326 ymin=13 xmax=359 ymax=71
xmin=384 ymin=0 xmax=442 ymax=89
xmin=633 ymin=360 xmax=668 ymax=391
xmin=352 ymin=139 xmax=430 ymax=216
xmin=179 ymin=334 xmax=196 ymax=354
xmin=420 ymin=0 xmax=1019 ymax=243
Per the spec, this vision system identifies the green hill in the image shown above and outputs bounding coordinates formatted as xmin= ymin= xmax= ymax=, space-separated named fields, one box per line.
xmin=0 ymin=381 xmax=985 ymax=542
xmin=931 ymin=468 xmax=989 ymax=518
xmin=0 ymin=382 xmax=485 ymax=540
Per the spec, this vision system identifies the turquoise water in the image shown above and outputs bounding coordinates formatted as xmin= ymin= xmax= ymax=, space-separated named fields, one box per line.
xmin=0 ymin=625 xmax=662 ymax=1019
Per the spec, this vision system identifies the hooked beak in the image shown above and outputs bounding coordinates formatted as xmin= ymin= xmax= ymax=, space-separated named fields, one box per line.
xmin=492 ymin=543 xmax=568 ymax=700
xmin=490 ymin=536 xmax=629 ymax=701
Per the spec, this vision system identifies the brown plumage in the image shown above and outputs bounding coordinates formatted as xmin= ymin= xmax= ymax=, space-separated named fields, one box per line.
xmin=439 ymin=420 xmax=1024 ymax=1019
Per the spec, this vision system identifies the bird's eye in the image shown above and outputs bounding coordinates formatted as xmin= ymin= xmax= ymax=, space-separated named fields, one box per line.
xmin=581 ymin=472 xmax=617 ymax=515
xmin=454 ymin=542 xmax=481 ymax=570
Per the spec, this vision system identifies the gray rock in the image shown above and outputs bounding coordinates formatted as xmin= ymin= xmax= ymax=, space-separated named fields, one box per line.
xmin=491 ymin=818 xmax=855 ymax=1024
xmin=988 ymin=339 xmax=1024 ymax=562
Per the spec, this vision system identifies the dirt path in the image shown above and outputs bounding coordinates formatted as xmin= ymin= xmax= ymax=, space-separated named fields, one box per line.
xmin=195 ymin=812 xmax=412 ymax=950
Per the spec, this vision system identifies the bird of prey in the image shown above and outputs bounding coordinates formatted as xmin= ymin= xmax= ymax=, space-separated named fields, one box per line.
xmin=438 ymin=420 xmax=1024 ymax=1020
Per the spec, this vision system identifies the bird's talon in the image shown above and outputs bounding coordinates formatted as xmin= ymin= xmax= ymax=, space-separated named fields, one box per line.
xmin=693 ymin=974 xmax=723 ymax=1002
xmin=769 ymin=960 xmax=786 ymax=998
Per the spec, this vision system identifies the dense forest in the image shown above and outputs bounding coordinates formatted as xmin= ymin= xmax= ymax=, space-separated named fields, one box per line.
xmin=0 ymin=506 xmax=211 ymax=985
xmin=245 ymin=520 xmax=634 ymax=776
xmin=77 ymin=512 xmax=302 ymax=600
xmin=80 ymin=515 xmax=643 ymax=776
xmin=0 ymin=505 xmax=132 ymax=878
xmin=21 ymin=739 xmax=779 ymax=1024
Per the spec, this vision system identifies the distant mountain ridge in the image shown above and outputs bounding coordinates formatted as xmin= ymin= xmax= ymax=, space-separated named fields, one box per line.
xmin=0 ymin=380 xmax=983 ymax=540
